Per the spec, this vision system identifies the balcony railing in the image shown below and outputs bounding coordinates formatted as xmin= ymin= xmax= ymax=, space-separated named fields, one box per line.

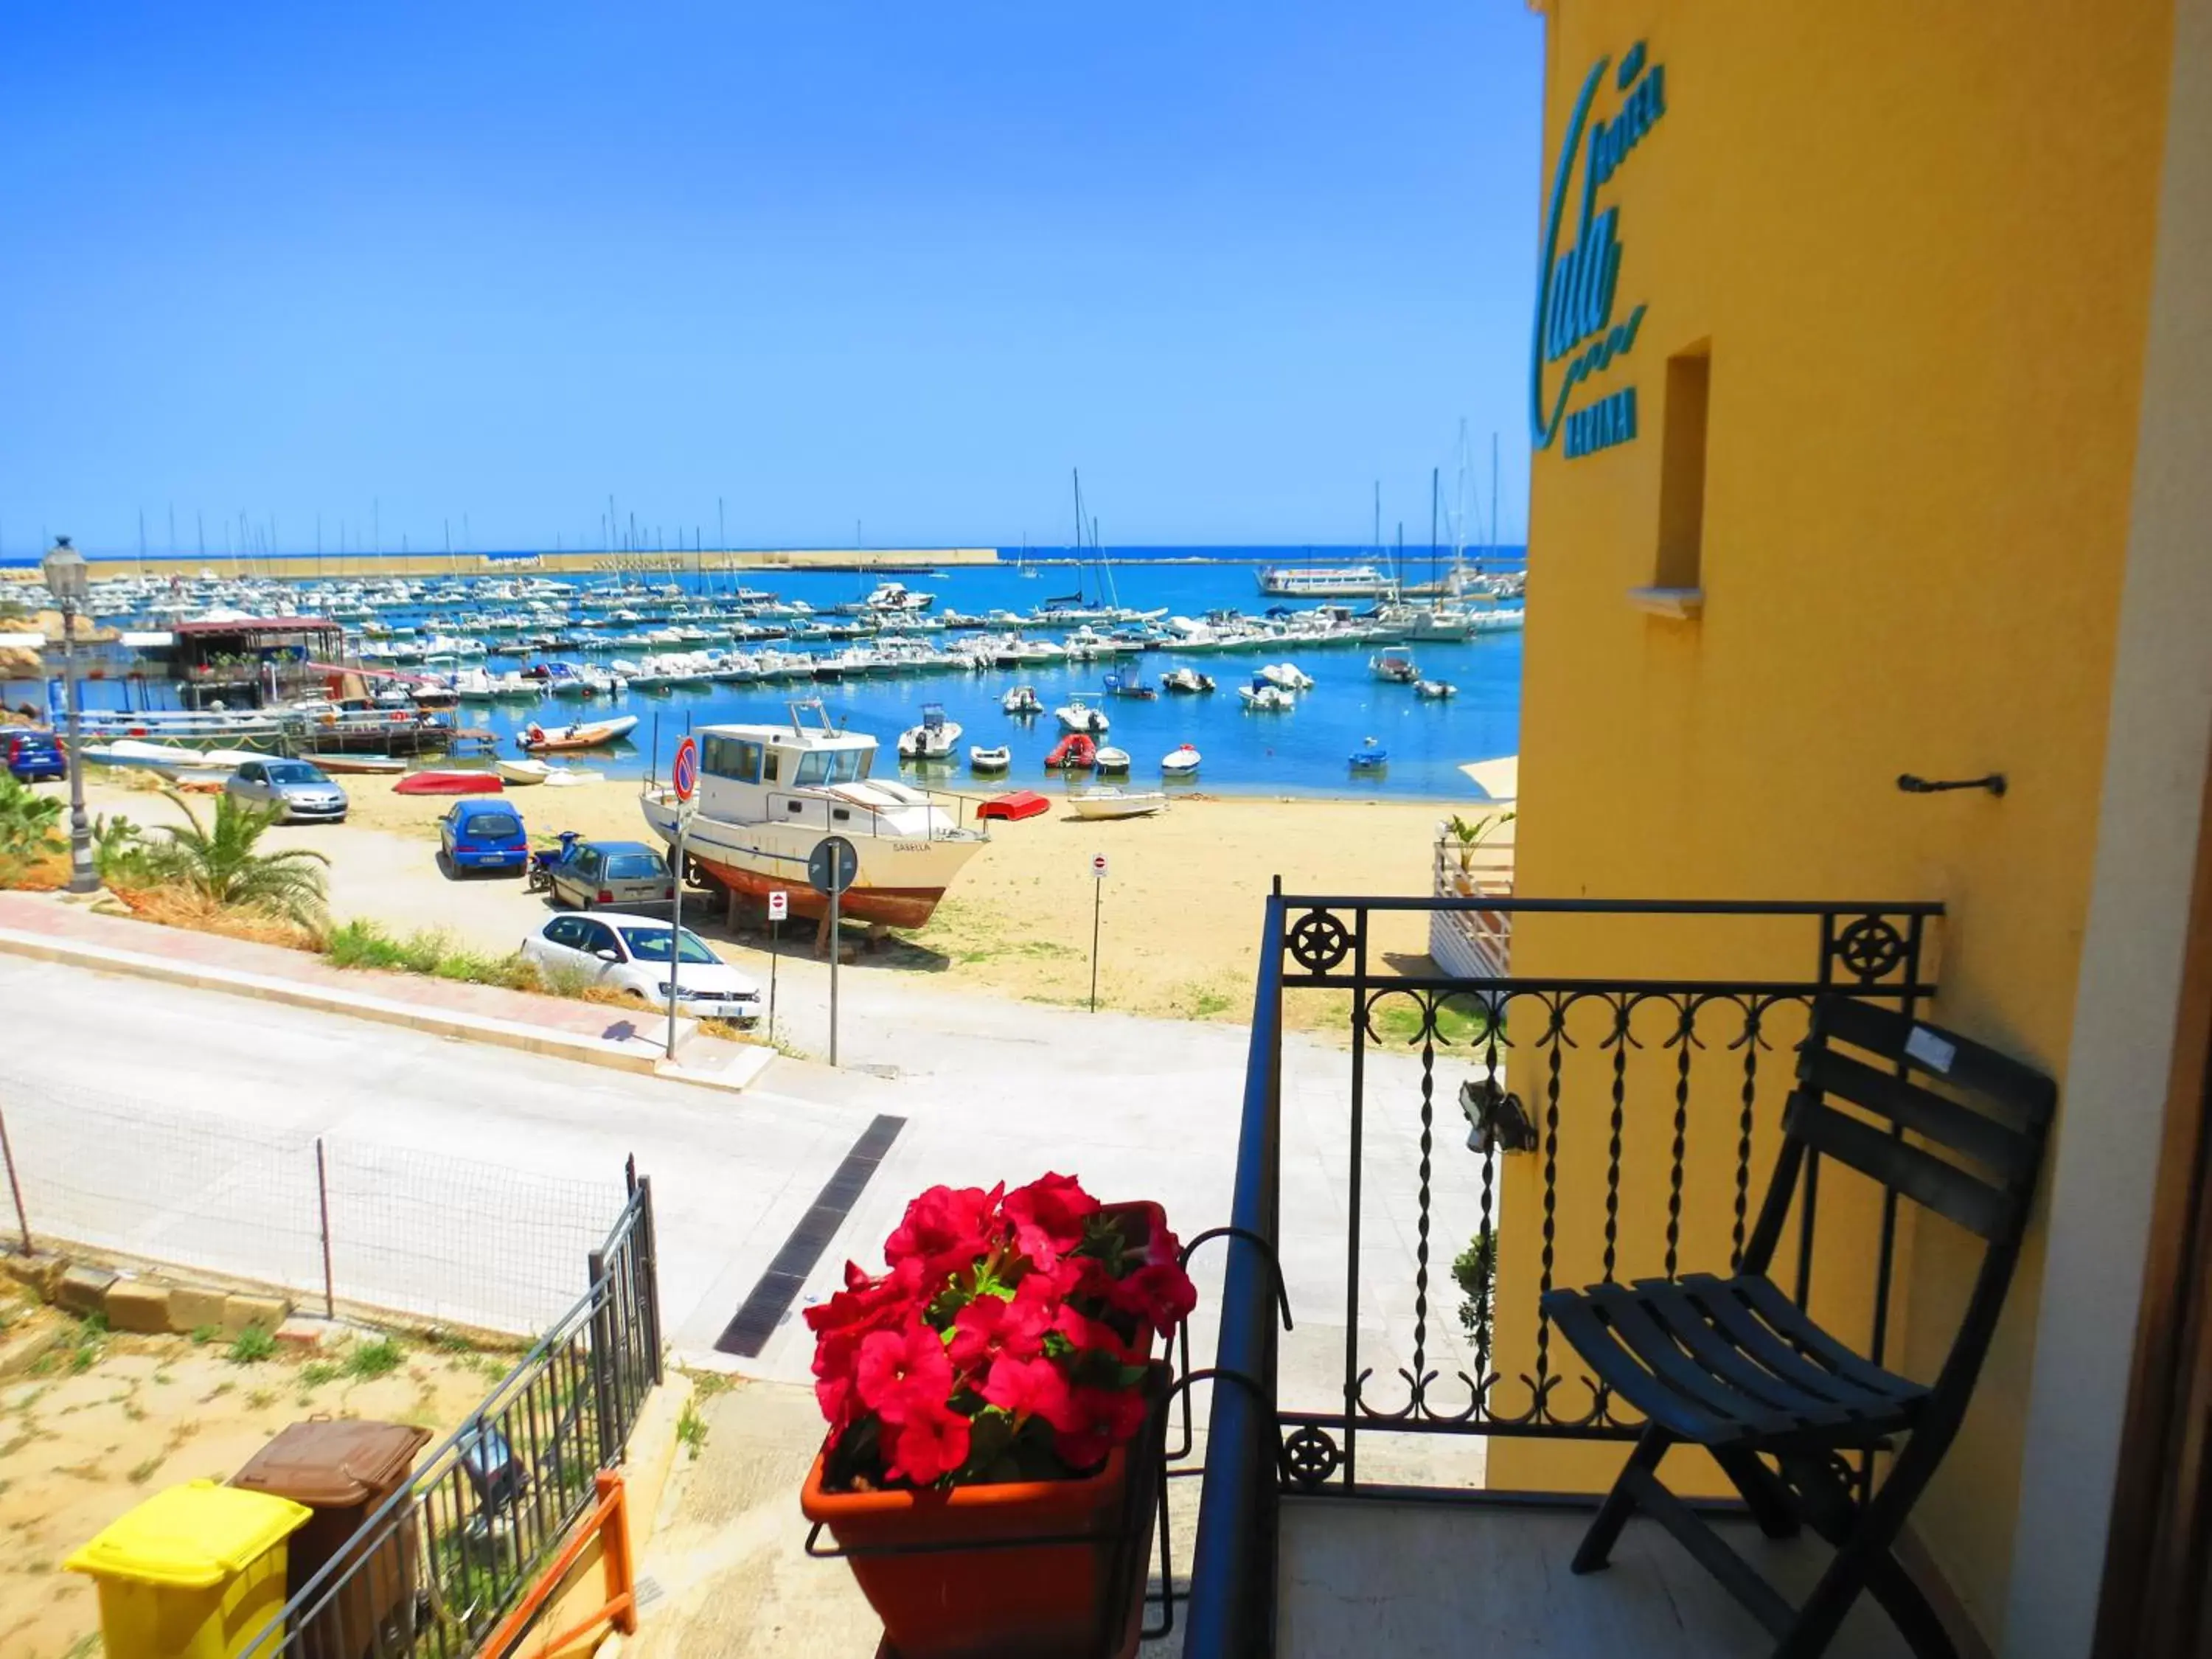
xmin=1183 ymin=890 xmax=1941 ymax=1657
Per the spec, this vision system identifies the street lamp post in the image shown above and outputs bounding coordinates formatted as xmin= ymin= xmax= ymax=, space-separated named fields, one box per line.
xmin=41 ymin=538 xmax=96 ymax=894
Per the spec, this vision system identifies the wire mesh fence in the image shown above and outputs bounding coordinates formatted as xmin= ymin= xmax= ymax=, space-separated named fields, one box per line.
xmin=0 ymin=1069 xmax=626 ymax=1336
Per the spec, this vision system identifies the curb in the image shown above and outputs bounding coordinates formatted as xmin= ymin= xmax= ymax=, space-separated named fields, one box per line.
xmin=0 ymin=925 xmax=686 ymax=1082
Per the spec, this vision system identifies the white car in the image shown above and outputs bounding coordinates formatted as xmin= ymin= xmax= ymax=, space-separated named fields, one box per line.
xmin=521 ymin=915 xmax=762 ymax=1024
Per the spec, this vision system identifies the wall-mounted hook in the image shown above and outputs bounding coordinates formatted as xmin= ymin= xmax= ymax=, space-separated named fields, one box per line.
xmin=1897 ymin=773 xmax=2007 ymax=796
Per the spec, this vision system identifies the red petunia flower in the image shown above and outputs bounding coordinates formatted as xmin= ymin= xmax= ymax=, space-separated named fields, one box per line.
xmin=1101 ymin=1260 xmax=1198 ymax=1338
xmin=884 ymin=1183 xmax=1004 ymax=1285
xmin=882 ymin=1398 xmax=973 ymax=1486
xmin=981 ymin=1351 xmax=1074 ymax=1427
xmin=1003 ymin=1173 xmax=1099 ymax=1267
xmin=1051 ymin=1384 xmax=1151 ymax=1470
xmin=947 ymin=1284 xmax=1052 ymax=1372
xmin=855 ymin=1318 xmax=955 ymax=1426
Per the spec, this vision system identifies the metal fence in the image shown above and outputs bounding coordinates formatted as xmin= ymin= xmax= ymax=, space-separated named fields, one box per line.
xmin=1183 ymin=891 xmax=1942 ymax=1656
xmin=0 ymin=1075 xmax=625 ymax=1336
xmin=240 ymin=1172 xmax=661 ymax=1659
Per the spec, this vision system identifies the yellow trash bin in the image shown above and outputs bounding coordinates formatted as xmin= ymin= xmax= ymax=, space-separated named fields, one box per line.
xmin=66 ymin=1479 xmax=313 ymax=1659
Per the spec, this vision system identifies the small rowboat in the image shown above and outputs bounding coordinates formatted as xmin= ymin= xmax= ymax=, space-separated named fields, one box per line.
xmin=496 ymin=759 xmax=552 ymax=786
xmin=1069 ymin=788 xmax=1168 ymax=820
xmin=394 ymin=770 xmax=504 ymax=796
xmin=1092 ymin=745 xmax=1132 ymax=773
xmin=304 ymin=752 xmax=407 ymax=775
xmin=1348 ymin=737 xmax=1389 ymax=771
xmin=1413 ymin=680 xmax=1456 ymax=700
xmin=1161 ymin=743 xmax=1202 ymax=776
xmin=976 ymin=790 xmax=1051 ymax=822
xmin=518 ymin=714 xmax=639 ymax=754
xmin=969 ymin=745 xmax=1012 ymax=773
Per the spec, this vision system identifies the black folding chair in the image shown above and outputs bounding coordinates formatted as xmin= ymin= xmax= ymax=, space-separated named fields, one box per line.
xmin=1540 ymin=995 xmax=2056 ymax=1659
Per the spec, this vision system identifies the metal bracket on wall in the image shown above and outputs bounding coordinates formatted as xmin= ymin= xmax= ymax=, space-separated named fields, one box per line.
xmin=1897 ymin=773 xmax=2008 ymax=796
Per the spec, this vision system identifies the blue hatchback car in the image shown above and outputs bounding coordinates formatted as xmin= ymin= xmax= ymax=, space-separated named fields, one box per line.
xmin=4 ymin=730 xmax=66 ymax=784
xmin=438 ymin=799 xmax=529 ymax=875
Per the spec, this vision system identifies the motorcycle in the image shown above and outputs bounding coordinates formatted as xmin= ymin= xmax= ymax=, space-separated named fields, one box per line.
xmin=526 ymin=830 xmax=586 ymax=894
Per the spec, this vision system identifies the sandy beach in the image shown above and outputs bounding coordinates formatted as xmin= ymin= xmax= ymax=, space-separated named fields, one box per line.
xmin=70 ymin=772 xmax=1481 ymax=1027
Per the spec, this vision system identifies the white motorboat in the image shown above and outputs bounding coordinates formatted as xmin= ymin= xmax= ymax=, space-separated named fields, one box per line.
xmin=1092 ymin=745 xmax=1131 ymax=773
xmin=1160 ymin=667 xmax=1215 ymax=695
xmin=1415 ymin=679 xmax=1458 ymax=700
xmin=969 ymin=744 xmax=1011 ymax=773
xmin=1069 ymin=788 xmax=1168 ymax=820
xmin=1238 ymin=680 xmax=1294 ymax=712
xmin=1055 ymin=697 xmax=1110 ymax=735
xmin=1001 ymin=684 xmax=1043 ymax=716
xmin=451 ymin=666 xmax=546 ymax=701
xmin=1258 ymin=662 xmax=1314 ymax=692
xmin=1161 ymin=743 xmax=1202 ymax=776
xmin=898 ymin=703 xmax=963 ymax=761
xmin=1370 ymin=650 xmax=1420 ymax=684
xmin=518 ymin=714 xmax=639 ymax=753
xmin=639 ymin=698 xmax=986 ymax=928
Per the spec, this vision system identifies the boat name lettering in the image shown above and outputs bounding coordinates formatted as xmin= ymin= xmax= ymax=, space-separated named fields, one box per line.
xmin=1530 ymin=40 xmax=1666 ymax=459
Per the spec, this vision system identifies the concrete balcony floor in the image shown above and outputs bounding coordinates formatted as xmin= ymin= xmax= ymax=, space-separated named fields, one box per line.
xmin=1281 ymin=1496 xmax=1914 ymax=1658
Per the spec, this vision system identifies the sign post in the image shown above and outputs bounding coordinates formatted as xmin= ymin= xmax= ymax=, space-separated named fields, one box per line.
xmin=1089 ymin=853 xmax=1108 ymax=1013
xmin=808 ymin=835 xmax=859 ymax=1066
xmin=666 ymin=738 xmax=699 ymax=1062
xmin=766 ymin=888 xmax=788 ymax=1043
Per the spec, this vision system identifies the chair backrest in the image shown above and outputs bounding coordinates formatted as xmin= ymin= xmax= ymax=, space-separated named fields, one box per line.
xmin=1743 ymin=996 xmax=2056 ymax=1398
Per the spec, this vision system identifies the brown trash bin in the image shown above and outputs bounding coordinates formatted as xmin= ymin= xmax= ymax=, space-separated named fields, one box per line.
xmin=231 ymin=1419 xmax=432 ymax=1659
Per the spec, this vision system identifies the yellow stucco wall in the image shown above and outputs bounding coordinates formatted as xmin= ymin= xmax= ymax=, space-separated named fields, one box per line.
xmin=1503 ymin=0 xmax=2175 ymax=1634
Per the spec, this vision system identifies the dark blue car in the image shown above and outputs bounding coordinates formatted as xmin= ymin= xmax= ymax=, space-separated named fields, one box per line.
xmin=4 ymin=730 xmax=66 ymax=784
xmin=438 ymin=799 xmax=529 ymax=875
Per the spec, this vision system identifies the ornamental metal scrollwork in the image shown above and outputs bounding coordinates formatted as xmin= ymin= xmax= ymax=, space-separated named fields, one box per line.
xmin=1279 ymin=1424 xmax=1341 ymax=1488
xmin=1286 ymin=909 xmax=1352 ymax=974
xmin=1834 ymin=915 xmax=1906 ymax=982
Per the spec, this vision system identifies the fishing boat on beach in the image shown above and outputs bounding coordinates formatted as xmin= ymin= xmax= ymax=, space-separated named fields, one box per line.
xmin=518 ymin=714 xmax=639 ymax=754
xmin=1069 ymin=787 xmax=1167 ymax=820
xmin=637 ymin=698 xmax=985 ymax=929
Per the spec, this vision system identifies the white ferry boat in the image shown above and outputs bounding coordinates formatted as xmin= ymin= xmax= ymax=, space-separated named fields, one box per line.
xmin=639 ymin=699 xmax=985 ymax=929
xmin=1254 ymin=563 xmax=1397 ymax=599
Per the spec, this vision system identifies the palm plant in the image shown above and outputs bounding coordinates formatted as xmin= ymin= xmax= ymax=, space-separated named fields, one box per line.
xmin=136 ymin=790 xmax=330 ymax=925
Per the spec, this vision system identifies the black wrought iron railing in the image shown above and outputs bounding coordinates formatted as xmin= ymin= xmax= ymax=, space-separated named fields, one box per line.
xmin=238 ymin=1167 xmax=661 ymax=1659
xmin=1182 ymin=891 xmax=1941 ymax=1658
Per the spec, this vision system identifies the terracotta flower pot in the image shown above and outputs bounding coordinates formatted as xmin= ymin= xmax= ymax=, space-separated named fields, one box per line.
xmin=801 ymin=1203 xmax=1168 ymax=1659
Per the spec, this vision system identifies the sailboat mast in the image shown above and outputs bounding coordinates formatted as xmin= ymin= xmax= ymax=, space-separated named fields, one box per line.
xmin=1490 ymin=432 xmax=1500 ymax=559
xmin=1430 ymin=467 xmax=1440 ymax=594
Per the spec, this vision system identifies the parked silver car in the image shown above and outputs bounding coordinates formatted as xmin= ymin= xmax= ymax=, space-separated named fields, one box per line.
xmin=225 ymin=758 xmax=349 ymax=822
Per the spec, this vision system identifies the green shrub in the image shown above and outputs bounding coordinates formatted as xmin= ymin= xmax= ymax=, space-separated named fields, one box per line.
xmin=326 ymin=919 xmax=540 ymax=990
xmin=344 ymin=1336 xmax=404 ymax=1380
xmin=1453 ymin=1226 xmax=1498 ymax=1360
xmin=0 ymin=774 xmax=63 ymax=871
xmin=226 ymin=1324 xmax=276 ymax=1364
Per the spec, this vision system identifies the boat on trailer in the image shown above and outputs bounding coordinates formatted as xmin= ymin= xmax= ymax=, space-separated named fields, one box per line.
xmin=638 ymin=698 xmax=986 ymax=929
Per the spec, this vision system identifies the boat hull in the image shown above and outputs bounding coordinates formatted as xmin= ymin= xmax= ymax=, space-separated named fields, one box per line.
xmin=639 ymin=793 xmax=984 ymax=929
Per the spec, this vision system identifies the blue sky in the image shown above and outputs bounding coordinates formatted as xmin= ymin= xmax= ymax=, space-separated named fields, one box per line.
xmin=0 ymin=4 xmax=1543 ymax=554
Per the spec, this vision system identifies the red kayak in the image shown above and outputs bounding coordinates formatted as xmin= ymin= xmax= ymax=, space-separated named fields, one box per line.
xmin=1044 ymin=734 xmax=1097 ymax=770
xmin=394 ymin=771 xmax=504 ymax=795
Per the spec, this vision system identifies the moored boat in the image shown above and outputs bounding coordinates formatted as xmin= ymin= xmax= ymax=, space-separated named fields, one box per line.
xmin=1044 ymin=733 xmax=1098 ymax=771
xmin=1414 ymin=679 xmax=1457 ymax=700
xmin=518 ymin=714 xmax=639 ymax=753
xmin=1092 ymin=745 xmax=1131 ymax=773
xmin=1369 ymin=649 xmax=1419 ymax=684
xmin=1161 ymin=743 xmax=1202 ymax=776
xmin=1001 ymin=684 xmax=1043 ymax=716
xmin=1054 ymin=696 xmax=1110 ymax=735
xmin=897 ymin=703 xmax=963 ymax=761
xmin=1238 ymin=679 xmax=1293 ymax=711
xmin=1348 ymin=737 xmax=1388 ymax=771
xmin=969 ymin=744 xmax=1012 ymax=773
xmin=1160 ymin=667 xmax=1215 ymax=695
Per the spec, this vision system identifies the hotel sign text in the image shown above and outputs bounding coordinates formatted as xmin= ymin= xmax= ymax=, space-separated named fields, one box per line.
xmin=1529 ymin=41 xmax=1666 ymax=461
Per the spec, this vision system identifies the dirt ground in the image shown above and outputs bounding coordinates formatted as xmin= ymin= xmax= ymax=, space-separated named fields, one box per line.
xmin=71 ymin=773 xmax=1502 ymax=1026
xmin=0 ymin=1282 xmax=509 ymax=1659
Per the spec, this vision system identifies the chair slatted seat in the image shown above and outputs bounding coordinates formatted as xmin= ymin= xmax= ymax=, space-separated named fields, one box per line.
xmin=1540 ymin=995 xmax=2056 ymax=1659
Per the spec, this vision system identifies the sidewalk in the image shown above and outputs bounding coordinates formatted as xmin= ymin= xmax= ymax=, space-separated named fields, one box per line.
xmin=0 ymin=889 xmax=773 ymax=1091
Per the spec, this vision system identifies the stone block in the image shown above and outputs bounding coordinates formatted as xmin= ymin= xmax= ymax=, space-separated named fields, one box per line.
xmin=274 ymin=1316 xmax=339 ymax=1352
xmin=103 ymin=1279 xmax=174 ymax=1335
xmin=222 ymin=1293 xmax=291 ymax=1337
xmin=1 ymin=1252 xmax=66 ymax=1299
xmin=55 ymin=1264 xmax=116 ymax=1317
xmin=167 ymin=1284 xmax=229 ymax=1337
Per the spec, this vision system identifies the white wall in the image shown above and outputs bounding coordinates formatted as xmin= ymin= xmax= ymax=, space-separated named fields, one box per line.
xmin=2003 ymin=0 xmax=2212 ymax=1650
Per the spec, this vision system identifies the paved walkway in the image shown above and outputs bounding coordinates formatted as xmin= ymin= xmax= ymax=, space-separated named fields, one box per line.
xmin=0 ymin=889 xmax=769 ymax=1087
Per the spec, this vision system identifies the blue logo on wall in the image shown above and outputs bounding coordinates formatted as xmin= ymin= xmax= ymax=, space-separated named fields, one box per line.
xmin=1529 ymin=42 xmax=1666 ymax=459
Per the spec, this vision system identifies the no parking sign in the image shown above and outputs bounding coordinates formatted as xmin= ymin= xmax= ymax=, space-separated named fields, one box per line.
xmin=671 ymin=737 xmax=699 ymax=802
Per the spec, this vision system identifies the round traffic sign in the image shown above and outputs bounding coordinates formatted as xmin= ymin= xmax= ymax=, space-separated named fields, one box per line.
xmin=671 ymin=737 xmax=699 ymax=803
xmin=767 ymin=888 xmax=790 ymax=921
xmin=808 ymin=835 xmax=860 ymax=897
xmin=1092 ymin=853 xmax=1109 ymax=880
